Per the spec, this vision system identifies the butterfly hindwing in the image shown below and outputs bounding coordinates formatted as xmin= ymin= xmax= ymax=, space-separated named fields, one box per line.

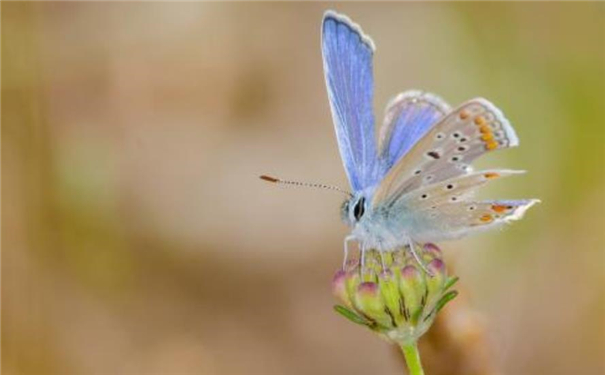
xmin=399 ymin=169 xmax=526 ymax=209
xmin=374 ymin=170 xmax=537 ymax=243
xmin=322 ymin=11 xmax=378 ymax=192
xmin=404 ymin=199 xmax=540 ymax=242
xmin=378 ymin=91 xmax=450 ymax=174
xmin=372 ymin=98 xmax=519 ymax=206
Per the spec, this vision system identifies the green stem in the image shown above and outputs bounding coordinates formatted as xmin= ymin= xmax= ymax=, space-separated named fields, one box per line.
xmin=400 ymin=342 xmax=425 ymax=375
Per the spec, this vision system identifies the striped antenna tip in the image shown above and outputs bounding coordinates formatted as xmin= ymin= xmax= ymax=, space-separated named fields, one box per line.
xmin=260 ymin=175 xmax=279 ymax=183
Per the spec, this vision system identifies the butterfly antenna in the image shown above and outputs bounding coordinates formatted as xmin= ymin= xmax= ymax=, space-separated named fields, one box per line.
xmin=260 ymin=175 xmax=353 ymax=198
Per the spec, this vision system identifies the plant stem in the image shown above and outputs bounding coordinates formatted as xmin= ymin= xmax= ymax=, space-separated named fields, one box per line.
xmin=400 ymin=342 xmax=425 ymax=375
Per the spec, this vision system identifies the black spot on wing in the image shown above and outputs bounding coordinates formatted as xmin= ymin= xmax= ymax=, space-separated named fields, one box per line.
xmin=427 ymin=151 xmax=440 ymax=159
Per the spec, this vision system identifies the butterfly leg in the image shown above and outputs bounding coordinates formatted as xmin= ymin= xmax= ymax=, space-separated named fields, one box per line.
xmin=360 ymin=242 xmax=367 ymax=270
xmin=378 ymin=242 xmax=387 ymax=271
xmin=408 ymin=240 xmax=434 ymax=276
xmin=343 ymin=235 xmax=356 ymax=269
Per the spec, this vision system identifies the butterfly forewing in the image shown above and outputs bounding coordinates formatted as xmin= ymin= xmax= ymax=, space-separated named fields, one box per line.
xmin=322 ymin=11 xmax=378 ymax=192
xmin=372 ymin=98 xmax=519 ymax=206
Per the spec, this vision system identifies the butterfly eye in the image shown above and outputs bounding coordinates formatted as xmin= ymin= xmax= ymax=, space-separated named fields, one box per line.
xmin=353 ymin=197 xmax=366 ymax=221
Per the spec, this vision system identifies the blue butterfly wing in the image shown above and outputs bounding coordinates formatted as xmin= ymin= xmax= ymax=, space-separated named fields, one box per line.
xmin=377 ymin=91 xmax=450 ymax=175
xmin=322 ymin=11 xmax=378 ymax=192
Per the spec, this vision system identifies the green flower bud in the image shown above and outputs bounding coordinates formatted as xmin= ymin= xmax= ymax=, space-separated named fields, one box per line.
xmin=332 ymin=243 xmax=458 ymax=346
xmin=354 ymin=282 xmax=392 ymax=328
xmin=332 ymin=270 xmax=352 ymax=308
xmin=399 ymin=265 xmax=425 ymax=324
xmin=378 ymin=270 xmax=404 ymax=326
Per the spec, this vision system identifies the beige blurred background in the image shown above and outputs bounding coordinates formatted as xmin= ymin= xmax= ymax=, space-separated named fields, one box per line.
xmin=3 ymin=2 xmax=604 ymax=375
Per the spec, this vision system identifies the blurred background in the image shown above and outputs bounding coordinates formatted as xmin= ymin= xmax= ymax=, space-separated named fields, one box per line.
xmin=3 ymin=2 xmax=604 ymax=375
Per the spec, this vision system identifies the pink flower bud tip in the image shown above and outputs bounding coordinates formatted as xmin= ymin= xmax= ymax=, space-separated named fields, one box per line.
xmin=427 ymin=258 xmax=445 ymax=275
xmin=332 ymin=270 xmax=348 ymax=299
xmin=332 ymin=269 xmax=346 ymax=284
xmin=401 ymin=265 xmax=419 ymax=279
xmin=357 ymin=281 xmax=379 ymax=295
xmin=423 ymin=243 xmax=442 ymax=256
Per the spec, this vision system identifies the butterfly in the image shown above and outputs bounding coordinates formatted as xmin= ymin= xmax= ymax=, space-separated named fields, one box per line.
xmin=263 ymin=10 xmax=538 ymax=267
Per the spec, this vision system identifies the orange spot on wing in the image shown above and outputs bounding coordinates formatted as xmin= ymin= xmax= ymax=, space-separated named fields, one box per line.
xmin=480 ymin=214 xmax=493 ymax=223
xmin=459 ymin=110 xmax=470 ymax=120
xmin=491 ymin=205 xmax=508 ymax=213
xmin=484 ymin=172 xmax=500 ymax=179
xmin=474 ymin=116 xmax=487 ymax=126
xmin=486 ymin=141 xmax=499 ymax=150
xmin=481 ymin=133 xmax=494 ymax=141
xmin=479 ymin=125 xmax=491 ymax=134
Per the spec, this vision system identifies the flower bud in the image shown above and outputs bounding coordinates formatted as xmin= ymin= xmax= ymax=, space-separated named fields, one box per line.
xmin=354 ymin=282 xmax=392 ymax=328
xmin=378 ymin=269 xmax=403 ymax=326
xmin=332 ymin=243 xmax=458 ymax=345
xmin=423 ymin=242 xmax=442 ymax=258
xmin=426 ymin=259 xmax=446 ymax=292
xmin=399 ymin=265 xmax=426 ymax=324
xmin=332 ymin=270 xmax=352 ymax=308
